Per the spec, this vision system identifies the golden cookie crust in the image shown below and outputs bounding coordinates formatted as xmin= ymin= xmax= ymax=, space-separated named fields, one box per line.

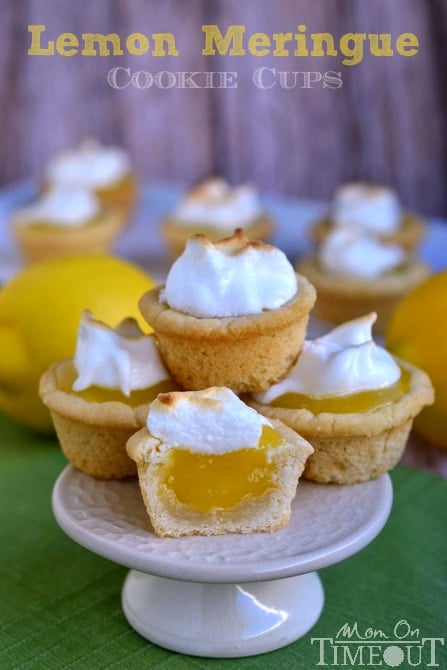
xmin=138 ymin=273 xmax=316 ymax=393
xmin=39 ymin=358 xmax=149 ymax=479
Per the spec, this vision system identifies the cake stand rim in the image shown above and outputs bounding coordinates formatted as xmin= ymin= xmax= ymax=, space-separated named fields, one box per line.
xmin=52 ymin=465 xmax=393 ymax=584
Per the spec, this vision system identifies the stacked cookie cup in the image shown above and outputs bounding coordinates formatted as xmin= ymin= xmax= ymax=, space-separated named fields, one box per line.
xmin=40 ymin=229 xmax=433 ymax=538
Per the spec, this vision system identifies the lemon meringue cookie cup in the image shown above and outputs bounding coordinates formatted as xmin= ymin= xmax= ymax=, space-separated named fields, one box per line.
xmin=297 ymin=227 xmax=429 ymax=333
xmin=40 ymin=311 xmax=179 ymax=480
xmin=311 ymin=182 xmax=425 ymax=252
xmin=248 ymin=314 xmax=434 ymax=485
xmin=162 ymin=177 xmax=274 ymax=259
xmin=11 ymin=186 xmax=123 ymax=263
xmin=44 ymin=139 xmax=137 ymax=224
xmin=126 ymin=387 xmax=314 ymax=537
xmin=138 ymin=230 xmax=316 ymax=393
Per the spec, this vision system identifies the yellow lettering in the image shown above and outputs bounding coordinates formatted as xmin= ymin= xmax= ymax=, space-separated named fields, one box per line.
xmin=311 ymin=33 xmax=337 ymax=57
xmin=294 ymin=24 xmax=309 ymax=56
xmin=368 ymin=34 xmax=394 ymax=57
xmin=396 ymin=32 xmax=419 ymax=56
xmin=248 ymin=32 xmax=271 ymax=56
xmin=152 ymin=33 xmax=179 ymax=56
xmin=202 ymin=25 xmax=245 ymax=56
xmin=340 ymin=33 xmax=366 ymax=66
xmin=126 ymin=33 xmax=150 ymax=55
xmin=81 ymin=33 xmax=123 ymax=56
xmin=56 ymin=33 xmax=78 ymax=56
xmin=27 ymin=24 xmax=54 ymax=55
xmin=272 ymin=32 xmax=293 ymax=56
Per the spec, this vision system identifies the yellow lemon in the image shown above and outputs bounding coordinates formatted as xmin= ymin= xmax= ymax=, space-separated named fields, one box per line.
xmin=385 ymin=270 xmax=447 ymax=449
xmin=0 ymin=254 xmax=156 ymax=432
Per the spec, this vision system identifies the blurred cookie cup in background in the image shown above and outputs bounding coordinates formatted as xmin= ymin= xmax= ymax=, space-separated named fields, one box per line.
xmin=10 ymin=185 xmax=123 ymax=263
xmin=43 ymin=138 xmax=137 ymax=226
xmin=311 ymin=182 xmax=426 ymax=253
xmin=297 ymin=226 xmax=429 ymax=333
xmin=161 ymin=177 xmax=274 ymax=259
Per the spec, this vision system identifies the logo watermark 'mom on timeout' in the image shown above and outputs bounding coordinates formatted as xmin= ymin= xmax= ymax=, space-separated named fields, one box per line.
xmin=311 ymin=619 xmax=445 ymax=667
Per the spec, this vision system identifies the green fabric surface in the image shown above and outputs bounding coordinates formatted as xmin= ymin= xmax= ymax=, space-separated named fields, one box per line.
xmin=0 ymin=411 xmax=446 ymax=670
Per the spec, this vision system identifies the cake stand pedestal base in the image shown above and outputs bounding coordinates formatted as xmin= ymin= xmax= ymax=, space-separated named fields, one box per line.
xmin=122 ymin=570 xmax=324 ymax=658
xmin=52 ymin=467 xmax=393 ymax=659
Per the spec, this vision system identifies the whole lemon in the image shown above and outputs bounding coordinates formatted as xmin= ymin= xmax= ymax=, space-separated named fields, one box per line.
xmin=385 ymin=270 xmax=447 ymax=449
xmin=0 ymin=254 xmax=156 ymax=432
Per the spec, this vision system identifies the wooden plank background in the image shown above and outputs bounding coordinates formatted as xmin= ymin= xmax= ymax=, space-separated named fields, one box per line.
xmin=1 ymin=0 xmax=446 ymax=218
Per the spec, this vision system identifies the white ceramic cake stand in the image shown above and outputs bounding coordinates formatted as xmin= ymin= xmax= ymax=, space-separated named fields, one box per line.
xmin=52 ymin=466 xmax=392 ymax=658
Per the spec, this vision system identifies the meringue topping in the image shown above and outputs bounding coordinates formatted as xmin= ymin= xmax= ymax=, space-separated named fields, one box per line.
xmin=318 ymin=227 xmax=407 ymax=279
xmin=14 ymin=186 xmax=101 ymax=228
xmin=332 ymin=182 xmax=402 ymax=234
xmin=172 ymin=177 xmax=263 ymax=230
xmin=160 ymin=229 xmax=298 ymax=318
xmin=73 ymin=311 xmax=169 ymax=396
xmin=145 ymin=387 xmax=272 ymax=454
xmin=253 ymin=313 xmax=401 ymax=403
xmin=45 ymin=138 xmax=131 ymax=189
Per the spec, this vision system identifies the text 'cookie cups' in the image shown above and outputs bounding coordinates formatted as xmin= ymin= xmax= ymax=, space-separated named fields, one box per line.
xmin=126 ymin=388 xmax=314 ymax=537
xmin=249 ymin=360 xmax=433 ymax=485
xmin=139 ymin=231 xmax=316 ymax=393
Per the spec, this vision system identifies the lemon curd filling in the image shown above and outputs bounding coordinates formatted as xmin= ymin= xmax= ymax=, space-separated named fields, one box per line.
xmin=163 ymin=425 xmax=284 ymax=513
xmin=58 ymin=362 xmax=178 ymax=406
xmin=269 ymin=366 xmax=410 ymax=413
xmin=73 ymin=380 xmax=178 ymax=405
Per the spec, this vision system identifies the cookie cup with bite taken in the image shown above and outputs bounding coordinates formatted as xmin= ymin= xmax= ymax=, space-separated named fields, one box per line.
xmin=126 ymin=387 xmax=314 ymax=537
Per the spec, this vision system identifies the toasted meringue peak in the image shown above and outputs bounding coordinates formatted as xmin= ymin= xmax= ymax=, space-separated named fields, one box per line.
xmin=253 ymin=313 xmax=401 ymax=403
xmin=318 ymin=227 xmax=406 ymax=278
xmin=73 ymin=310 xmax=169 ymax=396
xmin=172 ymin=177 xmax=263 ymax=229
xmin=160 ymin=230 xmax=298 ymax=317
xmin=146 ymin=387 xmax=271 ymax=453
xmin=45 ymin=138 xmax=131 ymax=189
xmin=332 ymin=182 xmax=402 ymax=234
